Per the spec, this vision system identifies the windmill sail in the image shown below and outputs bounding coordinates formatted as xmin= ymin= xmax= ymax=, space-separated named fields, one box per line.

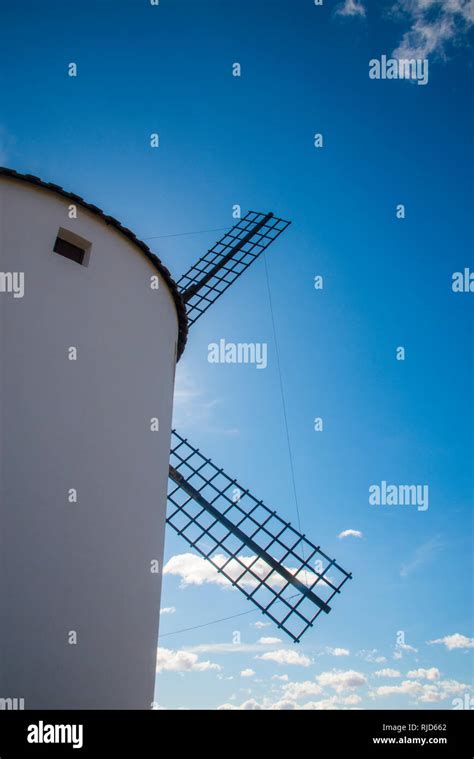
xmin=167 ymin=431 xmax=352 ymax=642
xmin=177 ymin=211 xmax=291 ymax=327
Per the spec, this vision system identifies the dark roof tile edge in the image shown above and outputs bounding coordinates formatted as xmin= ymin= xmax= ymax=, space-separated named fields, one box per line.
xmin=0 ymin=167 xmax=188 ymax=360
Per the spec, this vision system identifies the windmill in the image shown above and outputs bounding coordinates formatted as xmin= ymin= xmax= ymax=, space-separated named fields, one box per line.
xmin=0 ymin=169 xmax=352 ymax=707
xmin=165 ymin=211 xmax=352 ymax=643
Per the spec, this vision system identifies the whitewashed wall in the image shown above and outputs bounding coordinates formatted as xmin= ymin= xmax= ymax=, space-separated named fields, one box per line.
xmin=0 ymin=177 xmax=178 ymax=708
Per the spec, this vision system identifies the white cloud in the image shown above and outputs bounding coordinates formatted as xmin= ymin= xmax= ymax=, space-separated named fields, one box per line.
xmin=272 ymin=674 xmax=289 ymax=681
xmin=357 ymin=649 xmax=387 ymax=664
xmin=164 ymin=553 xmax=229 ymax=588
xmin=218 ymin=697 xmax=299 ymax=711
xmin=253 ymin=621 xmax=271 ymax=629
xmin=374 ymin=668 xmax=401 ymax=678
xmin=437 ymin=679 xmax=471 ymax=695
xmin=316 ymin=670 xmax=367 ymax=693
xmin=407 ymin=667 xmax=440 ymax=681
xmin=336 ymin=0 xmax=366 ymax=17
xmin=428 ymin=633 xmax=474 ymax=650
xmin=240 ymin=668 xmax=255 ymax=678
xmin=338 ymin=0 xmax=473 ymax=68
xmin=257 ymin=649 xmax=312 ymax=667
xmin=159 ymin=606 xmax=176 ymax=615
xmin=392 ymin=0 xmax=474 ymax=61
xmin=302 ymin=697 xmax=340 ymax=710
xmin=218 ymin=693 xmax=362 ymax=711
xmin=343 ymin=694 xmax=363 ymax=705
xmin=258 ymin=637 xmax=282 ymax=646
xmin=371 ymin=677 xmax=471 ymax=704
xmin=218 ymin=698 xmax=263 ymax=711
xmin=338 ymin=529 xmax=363 ymax=539
xmin=371 ymin=679 xmax=426 ymax=698
xmin=164 ymin=552 xmax=321 ymax=591
xmin=282 ymin=680 xmax=323 ymax=700
xmin=418 ymin=689 xmax=446 ymax=703
xmin=302 ymin=694 xmax=362 ymax=710
xmin=155 ymin=647 xmax=221 ymax=674
xmin=326 ymin=647 xmax=350 ymax=657
xmin=269 ymin=700 xmax=299 ymax=710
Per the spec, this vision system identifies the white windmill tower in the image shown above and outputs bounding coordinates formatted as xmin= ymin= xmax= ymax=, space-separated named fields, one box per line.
xmin=0 ymin=168 xmax=351 ymax=710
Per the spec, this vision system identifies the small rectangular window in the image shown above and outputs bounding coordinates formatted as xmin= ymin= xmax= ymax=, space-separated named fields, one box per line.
xmin=54 ymin=236 xmax=85 ymax=264
xmin=53 ymin=228 xmax=91 ymax=266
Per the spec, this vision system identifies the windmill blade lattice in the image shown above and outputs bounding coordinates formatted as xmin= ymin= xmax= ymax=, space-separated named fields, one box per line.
xmin=177 ymin=211 xmax=291 ymax=327
xmin=167 ymin=431 xmax=352 ymax=643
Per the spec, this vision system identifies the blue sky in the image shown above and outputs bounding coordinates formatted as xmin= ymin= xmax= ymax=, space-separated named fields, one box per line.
xmin=2 ymin=0 xmax=472 ymax=709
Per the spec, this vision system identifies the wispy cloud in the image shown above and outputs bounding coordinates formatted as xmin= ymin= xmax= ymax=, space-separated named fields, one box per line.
xmin=188 ymin=642 xmax=276 ymax=654
xmin=400 ymin=536 xmax=442 ymax=577
xmin=337 ymin=0 xmax=473 ymax=62
xmin=336 ymin=0 xmax=366 ymax=17
xmin=173 ymin=366 xmax=239 ymax=436
xmin=357 ymin=649 xmax=387 ymax=664
xmin=394 ymin=640 xmax=418 ymax=659
xmin=392 ymin=0 xmax=474 ymax=60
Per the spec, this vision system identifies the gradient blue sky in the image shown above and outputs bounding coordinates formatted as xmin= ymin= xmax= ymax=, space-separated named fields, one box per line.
xmin=1 ymin=0 xmax=472 ymax=709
